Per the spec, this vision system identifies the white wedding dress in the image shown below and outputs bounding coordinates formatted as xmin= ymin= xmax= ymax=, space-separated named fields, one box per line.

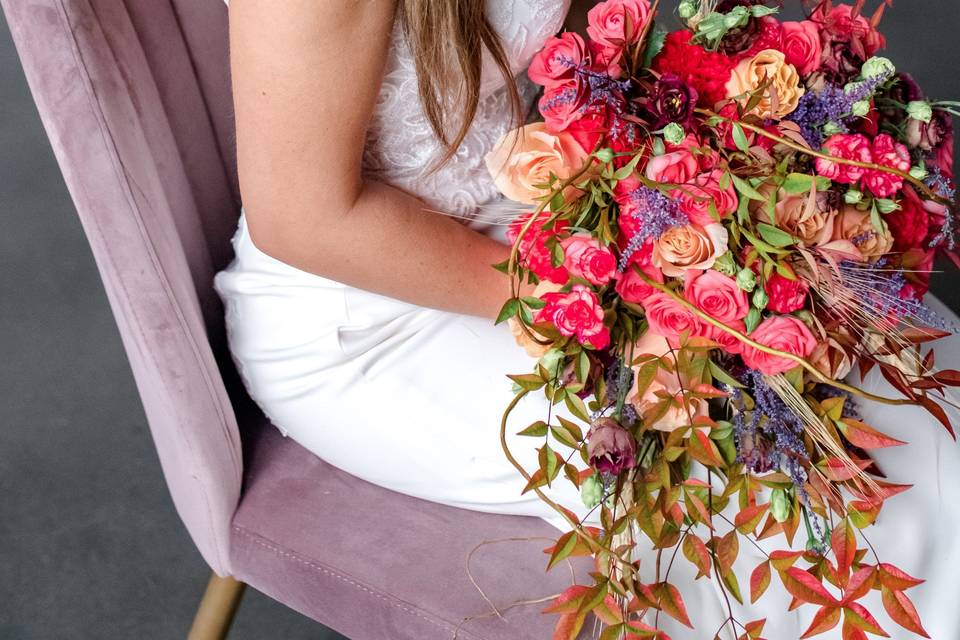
xmin=214 ymin=1 xmax=960 ymax=637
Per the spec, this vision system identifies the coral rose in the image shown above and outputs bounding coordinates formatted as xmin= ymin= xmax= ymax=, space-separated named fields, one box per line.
xmin=815 ymin=133 xmax=873 ymax=185
xmin=653 ymin=223 xmax=729 ymax=277
xmin=833 ymin=206 xmax=893 ymax=260
xmin=862 ymin=134 xmax=910 ymax=198
xmin=528 ymin=32 xmax=587 ymax=88
xmin=645 ymin=148 xmax=700 ymax=185
xmin=616 ymin=252 xmax=664 ymax=305
xmin=683 ymin=269 xmax=749 ymax=324
xmin=725 ymin=49 xmax=805 ymax=120
xmin=535 ymin=284 xmax=610 ymax=349
xmin=781 ymin=20 xmax=823 ymax=76
xmin=485 ymin=122 xmax=588 ymax=205
xmin=587 ymin=0 xmax=652 ymax=55
xmin=643 ymin=292 xmax=704 ymax=342
xmin=677 ymin=170 xmax=739 ymax=226
xmin=561 ymin=234 xmax=617 ymax=286
xmin=741 ymin=316 xmax=817 ymax=375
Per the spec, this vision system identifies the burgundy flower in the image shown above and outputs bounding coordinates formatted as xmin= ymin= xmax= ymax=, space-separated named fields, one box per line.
xmin=586 ymin=418 xmax=637 ymax=475
xmin=906 ymin=109 xmax=953 ymax=157
xmin=644 ymin=74 xmax=698 ymax=130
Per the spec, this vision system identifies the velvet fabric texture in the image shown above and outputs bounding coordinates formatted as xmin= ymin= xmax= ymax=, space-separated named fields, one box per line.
xmin=2 ymin=1 xmax=593 ymax=637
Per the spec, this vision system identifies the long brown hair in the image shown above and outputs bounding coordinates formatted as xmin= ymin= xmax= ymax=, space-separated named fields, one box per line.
xmin=398 ymin=0 xmax=524 ymax=170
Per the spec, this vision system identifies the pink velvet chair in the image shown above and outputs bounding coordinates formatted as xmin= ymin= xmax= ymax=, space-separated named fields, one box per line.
xmin=1 ymin=1 xmax=594 ymax=639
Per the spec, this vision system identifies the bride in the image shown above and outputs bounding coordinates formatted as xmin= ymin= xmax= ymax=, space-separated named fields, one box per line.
xmin=214 ymin=0 xmax=960 ymax=637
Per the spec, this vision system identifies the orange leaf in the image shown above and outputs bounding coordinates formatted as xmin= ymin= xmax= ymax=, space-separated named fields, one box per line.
xmin=838 ymin=418 xmax=906 ymax=449
xmin=592 ymin=594 xmax=624 ymax=625
xmin=543 ymin=585 xmax=590 ymax=614
xmin=800 ymin=605 xmax=841 ymax=638
xmin=688 ymin=429 xmax=725 ymax=467
xmin=735 ymin=503 xmax=770 ymax=535
xmin=781 ymin=568 xmax=841 ymax=607
xmin=877 ymin=563 xmax=924 ymax=591
xmin=843 ymin=566 xmax=877 ymax=604
xmin=552 ymin=611 xmax=587 ymax=640
xmin=843 ymin=603 xmax=887 ymax=637
xmin=750 ymin=561 xmax=771 ymax=603
xmin=831 ymin=520 xmax=856 ymax=584
xmin=770 ymin=550 xmax=804 ymax=571
xmin=817 ymin=456 xmax=871 ymax=482
xmin=881 ymin=586 xmax=930 ymax=638
xmin=716 ymin=530 xmax=740 ymax=576
xmin=654 ymin=582 xmax=693 ymax=628
xmin=841 ymin=620 xmax=868 ymax=640
xmin=682 ymin=533 xmax=712 ymax=580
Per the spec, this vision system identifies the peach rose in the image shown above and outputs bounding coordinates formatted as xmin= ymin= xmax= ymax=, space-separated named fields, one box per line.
xmin=653 ymin=223 xmax=729 ymax=277
xmin=485 ymin=122 xmax=588 ymax=205
xmin=625 ymin=332 xmax=708 ymax=432
xmin=725 ymin=49 xmax=805 ymax=120
xmin=754 ymin=187 xmax=836 ymax=247
xmin=642 ymin=292 xmax=704 ymax=342
xmin=832 ymin=206 xmax=893 ymax=260
xmin=741 ymin=316 xmax=817 ymax=376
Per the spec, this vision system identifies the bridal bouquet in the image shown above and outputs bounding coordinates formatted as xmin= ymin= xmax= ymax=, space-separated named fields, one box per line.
xmin=486 ymin=1 xmax=960 ymax=638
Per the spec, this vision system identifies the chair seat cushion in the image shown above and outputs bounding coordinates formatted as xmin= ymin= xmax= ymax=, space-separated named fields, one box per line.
xmin=230 ymin=423 xmax=593 ymax=640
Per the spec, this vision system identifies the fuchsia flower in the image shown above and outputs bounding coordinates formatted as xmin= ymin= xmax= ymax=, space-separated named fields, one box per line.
xmin=815 ymin=133 xmax=873 ymax=184
xmin=535 ymin=285 xmax=611 ymax=349
xmin=741 ymin=316 xmax=817 ymax=376
xmin=863 ymin=134 xmax=910 ymax=198
xmin=560 ymin=234 xmax=617 ymax=286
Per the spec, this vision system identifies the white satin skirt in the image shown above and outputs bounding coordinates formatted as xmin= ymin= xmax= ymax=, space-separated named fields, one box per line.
xmin=213 ymin=208 xmax=960 ymax=639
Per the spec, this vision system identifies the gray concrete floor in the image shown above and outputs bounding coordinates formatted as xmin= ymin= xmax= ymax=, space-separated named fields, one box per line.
xmin=1 ymin=4 xmax=959 ymax=640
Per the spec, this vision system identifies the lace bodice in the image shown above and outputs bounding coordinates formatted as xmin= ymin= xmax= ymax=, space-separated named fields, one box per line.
xmin=223 ymin=0 xmax=571 ymax=224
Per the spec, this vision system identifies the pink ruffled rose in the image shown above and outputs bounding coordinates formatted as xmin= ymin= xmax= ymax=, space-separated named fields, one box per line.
xmin=862 ymin=134 xmax=910 ymax=198
xmin=764 ymin=273 xmax=809 ymax=314
xmin=528 ymin=32 xmax=587 ymax=88
xmin=781 ymin=21 xmax=823 ymax=76
xmin=560 ymin=234 xmax=617 ymax=286
xmin=677 ymin=170 xmax=739 ymax=226
xmin=587 ymin=0 xmax=652 ymax=56
xmin=683 ymin=269 xmax=749 ymax=324
xmin=535 ymin=284 xmax=611 ymax=349
xmin=815 ymin=133 xmax=873 ymax=185
xmin=741 ymin=316 xmax=817 ymax=375
xmin=643 ymin=291 xmax=703 ymax=342
xmin=645 ymin=148 xmax=700 ymax=185
xmin=507 ymin=211 xmax=569 ymax=284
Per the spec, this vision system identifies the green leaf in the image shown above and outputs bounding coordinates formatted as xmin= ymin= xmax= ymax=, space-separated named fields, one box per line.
xmin=521 ymin=296 xmax=546 ymax=310
xmin=564 ymin=390 xmax=591 ymax=422
xmin=709 ymin=360 xmax=746 ymax=388
xmin=732 ymin=123 xmax=751 ymax=154
xmin=508 ymin=373 xmax=546 ymax=390
xmin=517 ymin=420 xmax=549 ymax=437
xmin=756 ymin=222 xmax=797 ymax=248
xmin=781 ymin=172 xmax=830 ymax=194
xmin=495 ymin=298 xmax=520 ymax=325
xmin=732 ymin=174 xmax=766 ymax=201
xmin=641 ymin=25 xmax=668 ymax=68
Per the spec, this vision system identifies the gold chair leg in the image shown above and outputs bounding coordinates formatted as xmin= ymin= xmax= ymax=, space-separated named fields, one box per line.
xmin=187 ymin=572 xmax=246 ymax=640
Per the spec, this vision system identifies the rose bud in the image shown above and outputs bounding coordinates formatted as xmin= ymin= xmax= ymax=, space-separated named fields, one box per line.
xmin=586 ymin=417 xmax=637 ymax=475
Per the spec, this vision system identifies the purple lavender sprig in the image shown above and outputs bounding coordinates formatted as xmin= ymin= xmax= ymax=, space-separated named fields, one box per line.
xmin=787 ymin=70 xmax=893 ymax=148
xmin=617 ymin=186 xmax=688 ymax=272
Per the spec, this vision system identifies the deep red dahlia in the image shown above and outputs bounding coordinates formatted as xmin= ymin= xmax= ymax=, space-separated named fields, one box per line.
xmin=652 ymin=31 xmax=735 ymax=108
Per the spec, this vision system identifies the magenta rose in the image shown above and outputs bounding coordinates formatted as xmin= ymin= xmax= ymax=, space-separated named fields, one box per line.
xmin=643 ymin=291 xmax=704 ymax=342
xmin=528 ymin=32 xmax=587 ymax=88
xmin=586 ymin=417 xmax=637 ymax=474
xmin=764 ymin=273 xmax=810 ymax=314
xmin=863 ymin=134 xmax=909 ymax=198
xmin=677 ymin=169 xmax=739 ymax=226
xmin=645 ymin=148 xmax=700 ymax=185
xmin=815 ymin=133 xmax=873 ymax=184
xmin=781 ymin=20 xmax=823 ymax=76
xmin=587 ymin=0 xmax=652 ymax=56
xmin=683 ymin=269 xmax=749 ymax=324
xmin=561 ymin=234 xmax=617 ymax=286
xmin=536 ymin=284 xmax=611 ymax=349
xmin=741 ymin=316 xmax=817 ymax=375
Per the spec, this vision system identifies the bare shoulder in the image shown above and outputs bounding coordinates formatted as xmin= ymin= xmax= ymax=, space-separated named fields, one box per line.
xmin=228 ymin=0 xmax=397 ymax=231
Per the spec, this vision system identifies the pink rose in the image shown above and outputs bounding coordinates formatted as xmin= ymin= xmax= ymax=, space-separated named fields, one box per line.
xmin=677 ymin=170 xmax=739 ymax=226
xmin=683 ymin=269 xmax=749 ymax=324
xmin=781 ymin=21 xmax=823 ymax=76
xmin=528 ymin=32 xmax=587 ymax=88
xmin=704 ymin=320 xmax=747 ymax=356
xmin=644 ymin=148 xmax=700 ymax=184
xmin=764 ymin=273 xmax=809 ymax=314
xmin=539 ymin=80 xmax=589 ymax=133
xmin=587 ymin=0 xmax=652 ymax=56
xmin=643 ymin=292 xmax=704 ymax=342
xmin=485 ymin=122 xmax=588 ymax=204
xmin=507 ymin=211 xmax=569 ymax=284
xmin=862 ymin=134 xmax=910 ymax=198
xmin=741 ymin=316 xmax=817 ymax=375
xmin=561 ymin=234 xmax=617 ymax=286
xmin=536 ymin=284 xmax=611 ymax=349
xmin=815 ymin=133 xmax=873 ymax=184
xmin=616 ymin=250 xmax=663 ymax=304
xmin=814 ymin=4 xmax=885 ymax=57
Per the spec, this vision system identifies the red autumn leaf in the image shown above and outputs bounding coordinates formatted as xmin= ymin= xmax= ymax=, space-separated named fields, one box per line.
xmin=552 ymin=611 xmax=587 ymax=640
xmin=831 ymin=521 xmax=857 ymax=583
xmin=900 ymin=326 xmax=952 ymax=343
xmin=838 ymin=419 xmax=906 ymax=449
xmin=800 ymin=605 xmax=841 ymax=638
xmin=684 ymin=490 xmax=713 ymax=527
xmin=919 ymin=396 xmax=956 ymax=439
xmin=841 ymin=620 xmax=868 ymax=640
xmin=682 ymin=533 xmax=712 ymax=580
xmin=623 ymin=619 xmax=662 ymax=638
xmin=743 ymin=618 xmax=766 ymax=639
xmin=592 ymin=594 xmax=624 ymax=625
xmin=843 ymin=566 xmax=877 ymax=603
xmin=881 ymin=585 xmax=930 ymax=638
xmin=782 ymin=568 xmax=841 ymax=607
xmin=932 ymin=369 xmax=960 ymax=386
xmin=688 ymin=429 xmax=725 ymax=467
xmin=878 ymin=563 xmax=924 ymax=591
xmin=654 ymin=582 xmax=693 ymax=628
xmin=817 ymin=456 xmax=871 ymax=482
xmin=735 ymin=503 xmax=770 ymax=535
xmin=751 ymin=560 xmax=771 ymax=603
xmin=769 ymin=550 xmax=804 ymax=571
xmin=543 ymin=585 xmax=590 ymax=614
xmin=843 ymin=603 xmax=887 ymax=637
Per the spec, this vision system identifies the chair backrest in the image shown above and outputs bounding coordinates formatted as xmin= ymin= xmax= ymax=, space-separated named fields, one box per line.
xmin=2 ymin=0 xmax=246 ymax=575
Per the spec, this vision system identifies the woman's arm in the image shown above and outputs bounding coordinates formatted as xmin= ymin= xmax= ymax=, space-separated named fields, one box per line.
xmin=229 ymin=0 xmax=531 ymax=320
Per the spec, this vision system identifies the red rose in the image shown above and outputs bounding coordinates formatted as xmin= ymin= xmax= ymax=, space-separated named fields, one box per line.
xmin=764 ymin=273 xmax=810 ymax=314
xmin=539 ymin=79 xmax=589 ymax=133
xmin=536 ymin=284 xmax=611 ymax=349
xmin=684 ymin=269 xmax=749 ymax=324
xmin=886 ymin=185 xmax=931 ymax=252
xmin=863 ymin=134 xmax=909 ymax=198
xmin=815 ymin=133 xmax=873 ymax=184
xmin=616 ymin=249 xmax=663 ymax=305
xmin=528 ymin=32 xmax=587 ymax=88
xmin=741 ymin=316 xmax=817 ymax=375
